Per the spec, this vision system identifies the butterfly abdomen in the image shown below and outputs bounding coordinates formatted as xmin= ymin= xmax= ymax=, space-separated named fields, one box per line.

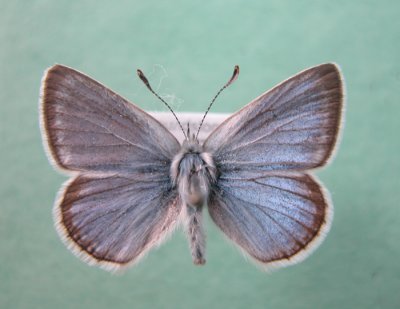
xmin=171 ymin=138 xmax=217 ymax=264
xmin=184 ymin=206 xmax=206 ymax=265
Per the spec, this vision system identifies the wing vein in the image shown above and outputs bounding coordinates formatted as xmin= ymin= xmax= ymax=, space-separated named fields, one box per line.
xmin=251 ymin=179 xmax=321 ymax=206
xmin=52 ymin=111 xmax=157 ymax=154
xmin=225 ymin=191 xmax=315 ymax=234
xmin=227 ymin=110 xmax=318 ymax=153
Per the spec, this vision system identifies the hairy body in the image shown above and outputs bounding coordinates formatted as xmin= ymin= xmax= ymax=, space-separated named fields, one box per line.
xmin=170 ymin=135 xmax=217 ymax=264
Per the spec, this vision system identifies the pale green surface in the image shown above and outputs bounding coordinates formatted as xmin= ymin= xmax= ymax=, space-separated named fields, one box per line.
xmin=1 ymin=1 xmax=399 ymax=308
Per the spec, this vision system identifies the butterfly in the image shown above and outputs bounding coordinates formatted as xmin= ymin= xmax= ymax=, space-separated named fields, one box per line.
xmin=39 ymin=63 xmax=344 ymax=271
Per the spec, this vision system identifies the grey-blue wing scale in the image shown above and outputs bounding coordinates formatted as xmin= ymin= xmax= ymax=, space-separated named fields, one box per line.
xmin=40 ymin=65 xmax=182 ymax=270
xmin=41 ymin=65 xmax=180 ymax=173
xmin=205 ymin=64 xmax=343 ymax=268
xmin=208 ymin=171 xmax=332 ymax=268
xmin=204 ymin=63 xmax=343 ymax=174
xmin=56 ymin=173 xmax=180 ymax=271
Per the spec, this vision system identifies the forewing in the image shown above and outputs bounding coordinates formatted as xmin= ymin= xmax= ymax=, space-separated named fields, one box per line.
xmin=204 ymin=63 xmax=344 ymax=174
xmin=208 ymin=172 xmax=332 ymax=268
xmin=55 ymin=172 xmax=181 ymax=271
xmin=40 ymin=64 xmax=180 ymax=173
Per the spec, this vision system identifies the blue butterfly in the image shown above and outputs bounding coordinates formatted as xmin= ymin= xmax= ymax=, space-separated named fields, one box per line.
xmin=40 ymin=63 xmax=344 ymax=271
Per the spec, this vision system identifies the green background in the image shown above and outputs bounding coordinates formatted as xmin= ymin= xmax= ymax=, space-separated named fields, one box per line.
xmin=1 ymin=1 xmax=399 ymax=308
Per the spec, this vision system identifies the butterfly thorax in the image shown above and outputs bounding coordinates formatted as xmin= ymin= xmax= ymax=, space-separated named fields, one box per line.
xmin=171 ymin=136 xmax=217 ymax=209
xmin=170 ymin=135 xmax=217 ymax=265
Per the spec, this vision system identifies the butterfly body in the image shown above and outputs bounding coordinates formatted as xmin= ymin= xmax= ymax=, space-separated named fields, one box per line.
xmin=170 ymin=133 xmax=217 ymax=264
xmin=40 ymin=63 xmax=344 ymax=272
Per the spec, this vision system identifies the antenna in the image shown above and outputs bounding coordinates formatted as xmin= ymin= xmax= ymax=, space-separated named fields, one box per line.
xmin=195 ymin=65 xmax=240 ymax=139
xmin=137 ymin=69 xmax=187 ymax=139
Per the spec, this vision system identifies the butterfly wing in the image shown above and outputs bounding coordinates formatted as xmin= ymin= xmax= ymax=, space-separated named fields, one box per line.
xmin=40 ymin=64 xmax=180 ymax=174
xmin=40 ymin=65 xmax=182 ymax=270
xmin=204 ymin=63 xmax=343 ymax=174
xmin=55 ymin=173 xmax=181 ymax=271
xmin=205 ymin=64 xmax=343 ymax=268
xmin=208 ymin=172 xmax=332 ymax=268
